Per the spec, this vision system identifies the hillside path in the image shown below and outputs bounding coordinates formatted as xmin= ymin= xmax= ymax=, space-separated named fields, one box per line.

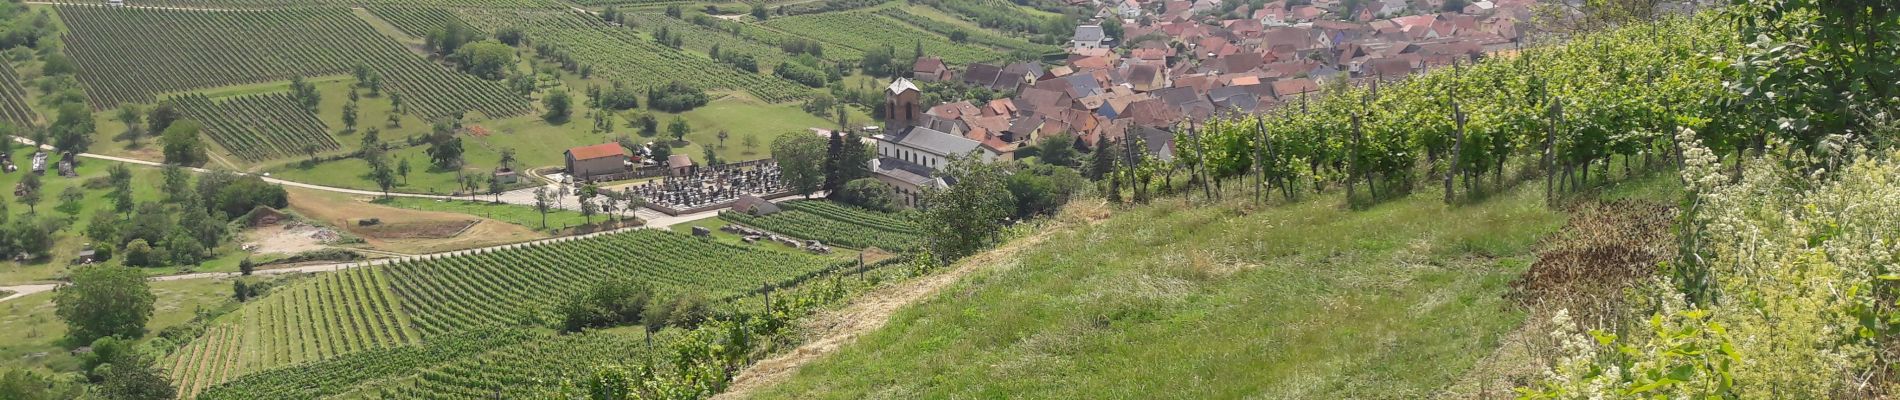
xmin=713 ymin=215 xmax=1079 ymax=399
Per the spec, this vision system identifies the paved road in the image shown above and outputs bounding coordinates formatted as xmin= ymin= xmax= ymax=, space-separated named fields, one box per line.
xmin=0 ymin=192 xmax=817 ymax=303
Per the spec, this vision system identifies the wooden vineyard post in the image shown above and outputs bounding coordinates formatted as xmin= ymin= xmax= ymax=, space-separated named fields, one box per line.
xmin=1348 ymin=114 xmax=1361 ymax=206
xmin=1445 ymin=61 xmax=1465 ymax=205
xmin=1253 ymin=118 xmax=1267 ymax=204
xmin=1544 ymin=100 xmax=1559 ymax=204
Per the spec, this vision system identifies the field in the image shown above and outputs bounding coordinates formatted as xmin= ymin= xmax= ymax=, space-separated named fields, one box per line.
xmin=0 ymin=63 xmax=36 ymax=125
xmin=172 ymin=93 xmax=341 ymax=162
xmin=750 ymin=184 xmax=1579 ymax=399
xmin=116 ymin=0 xmax=562 ymax=9
xmin=55 ymin=5 xmax=528 ymax=118
xmin=365 ymin=6 xmax=472 ymax=39
xmin=721 ymin=200 xmax=922 ymax=251
xmin=375 ymin=197 xmax=608 ymax=232
xmin=351 ymin=328 xmax=656 ymax=399
xmin=197 ymin=327 xmax=542 ymax=400
xmin=385 ymin=228 xmax=838 ymax=336
xmin=164 ymin=267 xmax=422 ymax=398
xmin=459 ymin=9 xmax=812 ymax=103
xmin=0 ymin=278 xmax=239 ymax=374
xmin=875 ymin=8 xmax=1056 ymax=54
xmin=622 ymin=12 xmax=797 ymax=70
xmin=760 ymin=10 xmax=1003 ymax=64
xmin=161 ymin=225 xmax=846 ymax=393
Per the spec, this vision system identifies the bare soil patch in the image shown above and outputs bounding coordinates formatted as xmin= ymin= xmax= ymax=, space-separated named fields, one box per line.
xmin=286 ymin=188 xmax=545 ymax=254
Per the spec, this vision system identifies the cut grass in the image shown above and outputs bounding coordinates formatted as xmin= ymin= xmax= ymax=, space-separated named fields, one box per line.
xmin=0 ymin=277 xmax=241 ymax=373
xmin=375 ymin=197 xmax=601 ymax=232
xmin=751 ymin=183 xmax=1573 ymax=399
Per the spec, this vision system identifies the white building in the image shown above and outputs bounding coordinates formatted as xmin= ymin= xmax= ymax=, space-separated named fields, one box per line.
xmin=870 ymin=79 xmax=998 ymax=208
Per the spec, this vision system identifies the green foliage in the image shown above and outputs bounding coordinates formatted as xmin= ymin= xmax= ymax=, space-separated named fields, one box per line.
xmin=56 ymin=6 xmax=526 ymax=117
xmin=54 ymin=264 xmax=156 ymax=344
xmin=1005 ymin=162 xmax=1086 ymax=219
xmin=159 ymin=119 xmax=206 ymax=166
xmin=453 ymin=40 xmax=514 ymax=80
xmin=722 ymin=200 xmax=922 ymax=250
xmin=772 ymin=131 xmax=827 ymax=196
xmin=920 ymin=154 xmax=1014 ymax=261
xmin=834 ymin=177 xmax=898 ymax=212
xmin=557 ymin=280 xmax=653 ymax=332
xmin=462 ymin=9 xmax=808 ymax=103
xmin=543 ymin=89 xmax=572 ymax=123
xmin=169 ymin=93 xmax=338 ymax=162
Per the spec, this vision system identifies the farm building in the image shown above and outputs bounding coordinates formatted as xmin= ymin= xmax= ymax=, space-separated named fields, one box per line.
xmin=564 ymin=143 xmax=630 ymax=181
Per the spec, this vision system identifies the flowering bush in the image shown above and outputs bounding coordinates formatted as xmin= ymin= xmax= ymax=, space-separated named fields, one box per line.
xmin=1521 ymin=129 xmax=1898 ymax=398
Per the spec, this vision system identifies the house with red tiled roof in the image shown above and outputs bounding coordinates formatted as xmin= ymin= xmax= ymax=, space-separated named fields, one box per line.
xmin=912 ymin=57 xmax=952 ymax=82
xmin=565 ymin=143 xmax=631 ymax=180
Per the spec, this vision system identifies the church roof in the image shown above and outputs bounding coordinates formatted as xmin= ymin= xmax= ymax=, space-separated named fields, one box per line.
xmin=887 ymin=77 xmax=919 ymax=94
xmin=883 ymin=125 xmax=982 ymax=157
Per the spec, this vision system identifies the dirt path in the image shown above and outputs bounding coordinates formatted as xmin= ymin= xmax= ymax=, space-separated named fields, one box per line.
xmin=714 ymin=201 xmax=1108 ymax=399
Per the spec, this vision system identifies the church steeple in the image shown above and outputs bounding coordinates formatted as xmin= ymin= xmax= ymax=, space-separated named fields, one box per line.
xmin=884 ymin=78 xmax=920 ymax=132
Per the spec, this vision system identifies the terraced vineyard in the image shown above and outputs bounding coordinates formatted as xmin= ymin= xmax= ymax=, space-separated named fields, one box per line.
xmin=733 ymin=21 xmax=867 ymax=62
xmin=876 ymin=8 xmax=1057 ymax=54
xmin=166 ymin=268 xmax=422 ymax=398
xmin=722 ymin=200 xmax=922 ymax=251
xmin=0 ymin=65 xmax=36 ymax=125
xmin=385 ymin=228 xmax=840 ymax=336
xmin=367 ymin=6 xmax=472 ymax=39
xmin=131 ymin=0 xmax=560 ymax=8
xmin=761 ymin=10 xmax=1000 ymax=64
xmin=359 ymin=330 xmax=656 ymax=399
xmin=623 ymin=13 xmax=795 ymax=69
xmin=171 ymin=93 xmax=340 ymax=162
xmin=56 ymin=5 xmax=528 ymax=118
xmin=197 ymin=328 xmax=542 ymax=400
xmin=459 ymin=10 xmax=812 ymax=102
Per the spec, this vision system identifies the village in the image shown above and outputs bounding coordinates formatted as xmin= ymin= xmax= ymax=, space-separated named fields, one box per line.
xmin=554 ymin=0 xmax=1529 ymax=214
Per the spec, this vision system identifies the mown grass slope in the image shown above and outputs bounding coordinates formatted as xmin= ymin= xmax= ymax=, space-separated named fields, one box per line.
xmin=752 ymin=184 xmax=1576 ymax=399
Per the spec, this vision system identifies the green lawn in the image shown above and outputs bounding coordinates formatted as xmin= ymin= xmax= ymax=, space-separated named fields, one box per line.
xmin=375 ymin=197 xmax=614 ymax=232
xmin=753 ymin=184 xmax=1577 ymax=399
xmin=0 ymin=277 xmax=241 ymax=373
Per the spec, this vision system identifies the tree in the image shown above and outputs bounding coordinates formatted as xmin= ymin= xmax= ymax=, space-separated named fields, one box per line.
xmin=56 ymin=186 xmax=82 ymax=215
xmin=365 ymin=71 xmax=383 ymax=97
xmin=920 ymin=154 xmax=1014 ymax=261
xmin=533 ymin=187 xmax=552 ymax=229
xmin=1035 ymin=134 xmax=1079 ymax=167
xmin=1005 ymin=163 xmax=1085 ymax=219
xmin=146 ymin=101 xmax=180 ymax=136
xmin=836 ymin=177 xmax=898 ymax=212
xmin=453 ymin=40 xmax=514 ymax=80
xmin=96 ymin=352 xmax=176 ymax=400
xmin=543 ymin=89 xmax=572 ymax=123
xmin=488 ymin=174 xmax=505 ymax=203
xmin=650 ymin=143 xmax=672 ymax=165
xmin=341 ymin=100 xmax=358 ymax=133
xmin=498 ymin=147 xmax=517 ymax=171
xmin=750 ymin=3 xmax=768 ymax=20
xmin=54 ymin=264 xmax=156 ymax=344
xmin=17 ymin=172 xmax=39 ymax=213
xmin=238 ymin=257 xmax=254 ymax=276
xmin=579 ymin=198 xmax=597 ymax=225
xmin=121 ymin=239 xmax=155 ymax=268
xmin=771 ymin=131 xmax=827 ymax=196
xmin=115 ymin=103 xmax=143 ymax=143
xmin=370 ymin=160 xmax=397 ymax=199
xmin=716 ymin=130 xmax=730 ymax=149
xmin=159 ymin=120 xmax=206 ymax=166
xmin=1101 ymin=16 xmax=1123 ymax=41
xmin=823 ymin=131 xmax=843 ymax=191
xmin=108 ymin=163 xmax=134 ymax=214
xmin=50 ymin=102 xmax=94 ymax=154
xmin=397 ymin=157 xmax=411 ymax=184
xmin=425 ymin=136 xmax=464 ymax=169
xmin=666 ymin=116 xmax=690 ymax=143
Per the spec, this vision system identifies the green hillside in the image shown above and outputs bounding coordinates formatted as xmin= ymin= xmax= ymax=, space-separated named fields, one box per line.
xmin=748 ymin=179 xmax=1616 ymax=398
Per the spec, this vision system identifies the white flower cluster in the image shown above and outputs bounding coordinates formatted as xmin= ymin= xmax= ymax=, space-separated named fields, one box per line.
xmin=1525 ymin=137 xmax=1899 ymax=398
